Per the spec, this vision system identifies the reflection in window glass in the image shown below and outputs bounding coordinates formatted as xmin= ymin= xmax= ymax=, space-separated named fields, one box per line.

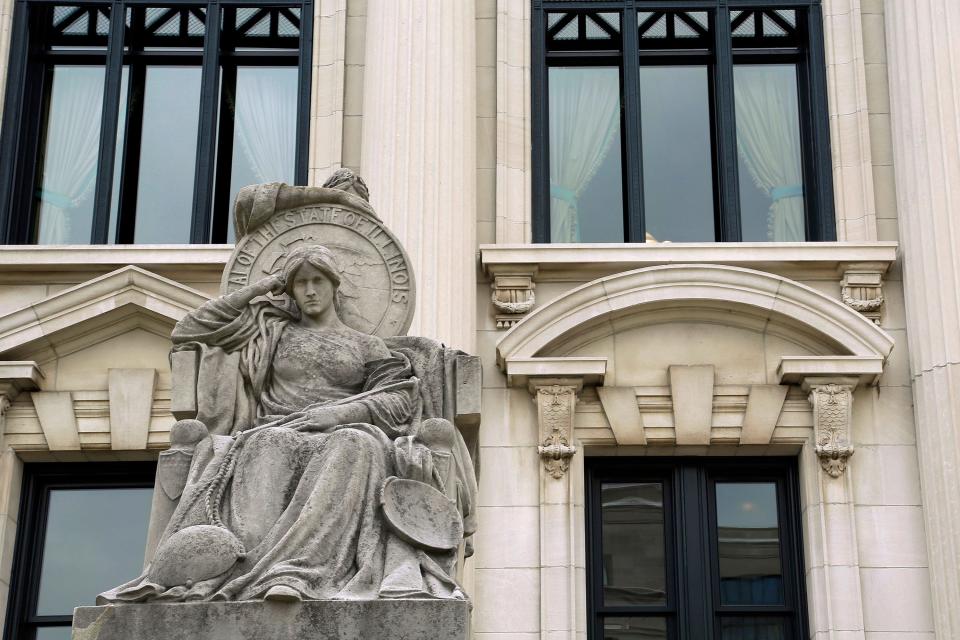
xmin=603 ymin=616 xmax=668 ymax=640
xmin=34 ymin=66 xmax=106 ymax=244
xmin=133 ymin=66 xmax=202 ymax=243
xmin=734 ymin=64 xmax=806 ymax=242
xmin=601 ymin=482 xmax=666 ymax=606
xmin=107 ymin=67 xmax=130 ymax=243
xmin=719 ymin=616 xmax=787 ymax=640
xmin=640 ymin=66 xmax=715 ymax=242
xmin=35 ymin=488 xmax=153 ymax=615
xmin=35 ymin=627 xmax=73 ymax=640
xmin=715 ymin=482 xmax=784 ymax=605
xmin=226 ymin=66 xmax=298 ymax=241
xmin=548 ymin=66 xmax=624 ymax=242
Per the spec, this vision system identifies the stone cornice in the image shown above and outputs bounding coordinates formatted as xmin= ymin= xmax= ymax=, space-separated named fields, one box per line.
xmin=480 ymin=242 xmax=898 ymax=281
xmin=0 ymin=245 xmax=233 ymax=271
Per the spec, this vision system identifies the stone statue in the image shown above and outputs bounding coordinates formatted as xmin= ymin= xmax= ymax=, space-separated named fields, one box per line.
xmin=96 ymin=181 xmax=478 ymax=610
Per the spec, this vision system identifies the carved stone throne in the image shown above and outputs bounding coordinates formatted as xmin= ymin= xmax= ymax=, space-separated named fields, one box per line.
xmin=71 ymin=179 xmax=481 ymax=640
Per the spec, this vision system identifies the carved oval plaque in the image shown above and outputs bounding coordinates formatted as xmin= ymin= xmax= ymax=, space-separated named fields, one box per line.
xmin=380 ymin=476 xmax=463 ymax=552
xmin=222 ymin=204 xmax=416 ymax=337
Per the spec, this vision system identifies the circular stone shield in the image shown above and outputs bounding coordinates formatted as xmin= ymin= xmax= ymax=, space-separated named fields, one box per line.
xmin=221 ymin=204 xmax=416 ymax=337
xmin=380 ymin=476 xmax=464 ymax=552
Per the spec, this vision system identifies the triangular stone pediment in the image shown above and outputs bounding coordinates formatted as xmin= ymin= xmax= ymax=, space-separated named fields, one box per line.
xmin=0 ymin=265 xmax=208 ymax=362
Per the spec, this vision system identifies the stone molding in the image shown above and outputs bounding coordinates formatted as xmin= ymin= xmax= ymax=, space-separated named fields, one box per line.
xmin=308 ymin=0 xmax=348 ymax=184
xmin=495 ymin=263 xmax=895 ymax=368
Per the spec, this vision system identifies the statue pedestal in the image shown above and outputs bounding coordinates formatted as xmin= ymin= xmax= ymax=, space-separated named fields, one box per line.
xmin=72 ymin=599 xmax=470 ymax=640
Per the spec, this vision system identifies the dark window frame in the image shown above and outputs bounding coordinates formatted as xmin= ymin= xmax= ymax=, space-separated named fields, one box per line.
xmin=585 ymin=457 xmax=809 ymax=640
xmin=0 ymin=0 xmax=313 ymax=245
xmin=531 ymin=0 xmax=835 ymax=243
xmin=2 ymin=462 xmax=157 ymax=640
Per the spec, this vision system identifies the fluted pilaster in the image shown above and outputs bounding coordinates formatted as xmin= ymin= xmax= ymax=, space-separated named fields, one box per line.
xmin=885 ymin=1 xmax=960 ymax=636
xmin=360 ymin=0 xmax=477 ymax=351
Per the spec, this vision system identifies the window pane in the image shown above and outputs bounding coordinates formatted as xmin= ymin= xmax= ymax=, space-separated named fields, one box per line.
xmin=603 ymin=616 xmax=668 ymax=640
xmin=715 ymin=482 xmax=784 ymax=606
xmin=133 ymin=66 xmax=203 ymax=243
xmin=734 ymin=64 xmax=806 ymax=242
xmin=719 ymin=616 xmax=787 ymax=640
xmin=549 ymin=66 xmax=624 ymax=242
xmin=602 ymin=482 xmax=666 ymax=606
xmin=35 ymin=627 xmax=73 ymax=640
xmin=226 ymin=66 xmax=298 ymax=241
xmin=35 ymin=487 xmax=153 ymax=616
xmin=639 ymin=66 xmax=715 ymax=242
xmin=34 ymin=66 xmax=106 ymax=244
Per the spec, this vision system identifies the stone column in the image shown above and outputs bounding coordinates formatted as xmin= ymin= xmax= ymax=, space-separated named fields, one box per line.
xmin=530 ymin=379 xmax=585 ymax=640
xmin=360 ymin=0 xmax=477 ymax=352
xmin=885 ymin=2 xmax=960 ymax=637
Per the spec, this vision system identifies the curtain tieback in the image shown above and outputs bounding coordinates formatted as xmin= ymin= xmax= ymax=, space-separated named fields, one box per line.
xmin=36 ymin=188 xmax=76 ymax=209
xmin=771 ymin=184 xmax=803 ymax=202
xmin=550 ymin=184 xmax=578 ymax=206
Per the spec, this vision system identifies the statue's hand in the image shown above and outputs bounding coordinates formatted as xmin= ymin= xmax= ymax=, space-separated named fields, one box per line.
xmin=255 ymin=273 xmax=286 ymax=297
xmin=299 ymin=406 xmax=343 ymax=432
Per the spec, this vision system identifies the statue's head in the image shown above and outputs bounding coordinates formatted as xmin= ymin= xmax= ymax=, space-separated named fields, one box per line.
xmin=281 ymin=245 xmax=342 ymax=318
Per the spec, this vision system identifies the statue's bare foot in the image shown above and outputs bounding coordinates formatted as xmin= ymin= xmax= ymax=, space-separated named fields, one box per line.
xmin=264 ymin=585 xmax=302 ymax=603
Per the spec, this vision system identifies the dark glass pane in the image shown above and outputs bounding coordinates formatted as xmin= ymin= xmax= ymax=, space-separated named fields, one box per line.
xmin=35 ymin=488 xmax=153 ymax=616
xmin=603 ymin=616 xmax=668 ymax=640
xmin=715 ymin=482 xmax=784 ymax=606
xmin=734 ymin=64 xmax=806 ymax=241
xmin=35 ymin=627 xmax=73 ymax=640
xmin=601 ymin=482 xmax=666 ymax=606
xmin=133 ymin=66 xmax=202 ymax=243
xmin=107 ymin=66 xmax=130 ymax=243
xmin=548 ymin=66 xmax=624 ymax=242
xmin=639 ymin=66 xmax=715 ymax=242
xmin=226 ymin=66 xmax=298 ymax=241
xmin=34 ymin=66 xmax=106 ymax=244
xmin=719 ymin=616 xmax=787 ymax=640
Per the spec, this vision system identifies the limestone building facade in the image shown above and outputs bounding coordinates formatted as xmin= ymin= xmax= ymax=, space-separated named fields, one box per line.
xmin=0 ymin=0 xmax=956 ymax=639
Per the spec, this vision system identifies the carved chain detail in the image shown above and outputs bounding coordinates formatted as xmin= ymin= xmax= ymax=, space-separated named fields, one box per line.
xmin=808 ymin=383 xmax=855 ymax=478
xmin=535 ymin=384 xmax=578 ymax=479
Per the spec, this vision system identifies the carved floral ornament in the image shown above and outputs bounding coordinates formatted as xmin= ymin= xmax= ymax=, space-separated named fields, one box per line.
xmin=532 ymin=383 xmax=580 ymax=479
xmin=808 ymin=382 xmax=855 ymax=478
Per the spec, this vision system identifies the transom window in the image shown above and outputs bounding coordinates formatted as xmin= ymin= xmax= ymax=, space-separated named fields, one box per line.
xmin=532 ymin=0 xmax=835 ymax=243
xmin=0 ymin=0 xmax=312 ymax=244
xmin=586 ymin=458 xmax=808 ymax=640
xmin=3 ymin=463 xmax=156 ymax=640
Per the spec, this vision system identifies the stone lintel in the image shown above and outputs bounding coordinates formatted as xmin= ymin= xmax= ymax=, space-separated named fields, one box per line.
xmin=72 ymin=599 xmax=470 ymax=640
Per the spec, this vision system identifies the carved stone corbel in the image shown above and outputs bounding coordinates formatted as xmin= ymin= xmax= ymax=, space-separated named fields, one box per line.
xmin=529 ymin=379 xmax=581 ymax=479
xmin=840 ymin=262 xmax=886 ymax=325
xmin=489 ymin=265 xmax=537 ymax=329
xmin=804 ymin=379 xmax=857 ymax=478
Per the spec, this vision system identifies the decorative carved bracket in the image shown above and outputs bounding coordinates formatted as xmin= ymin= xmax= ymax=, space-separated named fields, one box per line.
xmin=530 ymin=379 xmax=581 ymax=479
xmin=840 ymin=262 xmax=886 ymax=325
xmin=489 ymin=265 xmax=537 ymax=329
xmin=803 ymin=378 xmax=857 ymax=478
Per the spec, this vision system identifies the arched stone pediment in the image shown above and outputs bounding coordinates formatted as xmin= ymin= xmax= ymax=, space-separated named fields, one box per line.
xmin=497 ymin=264 xmax=894 ymax=371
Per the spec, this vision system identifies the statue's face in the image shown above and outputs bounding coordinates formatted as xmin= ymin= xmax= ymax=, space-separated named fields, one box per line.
xmin=290 ymin=262 xmax=336 ymax=318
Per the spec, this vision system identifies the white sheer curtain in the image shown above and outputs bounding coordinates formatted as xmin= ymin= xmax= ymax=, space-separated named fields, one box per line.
xmin=734 ymin=65 xmax=805 ymax=241
xmin=548 ymin=67 xmax=621 ymax=242
xmin=36 ymin=66 xmax=105 ymax=244
xmin=234 ymin=68 xmax=297 ymax=184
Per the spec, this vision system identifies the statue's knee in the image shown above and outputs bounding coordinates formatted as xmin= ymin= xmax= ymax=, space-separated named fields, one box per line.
xmin=170 ymin=419 xmax=208 ymax=448
xmin=418 ymin=418 xmax=456 ymax=453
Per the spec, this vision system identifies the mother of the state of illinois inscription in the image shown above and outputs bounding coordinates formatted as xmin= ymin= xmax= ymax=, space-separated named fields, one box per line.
xmin=222 ymin=203 xmax=416 ymax=338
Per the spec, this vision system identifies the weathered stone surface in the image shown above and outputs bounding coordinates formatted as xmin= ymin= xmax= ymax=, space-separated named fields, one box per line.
xmin=73 ymin=599 xmax=469 ymax=640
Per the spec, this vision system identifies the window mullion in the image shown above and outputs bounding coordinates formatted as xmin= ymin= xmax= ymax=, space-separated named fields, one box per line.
xmin=678 ymin=463 xmax=712 ymax=640
xmin=621 ymin=6 xmax=644 ymax=243
xmin=189 ymin=0 xmax=222 ymax=244
xmin=804 ymin=4 xmax=835 ymax=241
xmin=88 ymin=0 xmax=125 ymax=244
xmin=713 ymin=5 xmax=741 ymax=242
xmin=294 ymin=0 xmax=313 ymax=186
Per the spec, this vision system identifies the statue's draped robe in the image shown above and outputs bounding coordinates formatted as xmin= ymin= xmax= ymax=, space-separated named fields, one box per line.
xmin=98 ymin=297 xmax=476 ymax=603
